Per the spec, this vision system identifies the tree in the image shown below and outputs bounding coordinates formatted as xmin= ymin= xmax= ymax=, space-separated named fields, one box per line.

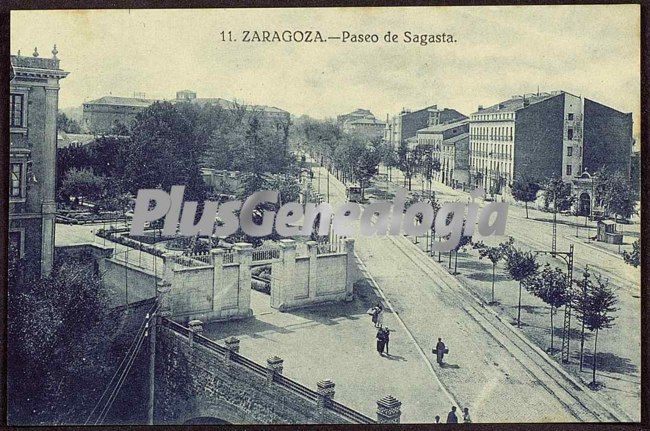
xmin=597 ymin=169 xmax=636 ymax=221
xmin=526 ymin=264 xmax=570 ymax=352
xmin=57 ymin=111 xmax=82 ymax=134
xmin=623 ymin=239 xmax=640 ymax=267
xmin=8 ymin=252 xmax=117 ymax=424
xmin=124 ymin=101 xmax=207 ymax=202
xmin=511 ymin=174 xmax=541 ymax=219
xmin=574 ymin=273 xmax=618 ymax=387
xmin=350 ymin=138 xmax=382 ymax=200
xmin=543 ymin=176 xmax=575 ymax=213
xmin=60 ymin=168 xmax=105 ymax=206
xmin=397 ymin=141 xmax=420 ymax=191
xmin=473 ymin=237 xmax=514 ymax=304
xmin=452 ymin=231 xmax=473 ymax=275
xmin=504 ymin=247 xmax=539 ymax=328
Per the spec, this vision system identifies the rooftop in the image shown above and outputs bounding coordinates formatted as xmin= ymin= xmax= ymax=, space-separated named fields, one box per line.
xmin=84 ymin=96 xmax=159 ymax=108
xmin=472 ymin=91 xmax=569 ymax=115
xmin=442 ymin=132 xmax=469 ymax=145
xmin=416 ymin=119 xmax=469 ymax=134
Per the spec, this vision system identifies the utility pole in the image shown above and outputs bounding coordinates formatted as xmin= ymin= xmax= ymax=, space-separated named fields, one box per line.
xmin=327 ymin=166 xmax=330 ymax=202
xmin=147 ymin=310 xmax=157 ymax=425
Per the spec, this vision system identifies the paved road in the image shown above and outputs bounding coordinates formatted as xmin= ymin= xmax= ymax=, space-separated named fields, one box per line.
xmin=314 ymin=163 xmax=629 ymax=422
xmin=381 ymin=168 xmax=640 ymax=420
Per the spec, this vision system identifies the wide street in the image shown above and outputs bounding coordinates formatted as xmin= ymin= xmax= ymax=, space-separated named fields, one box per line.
xmin=381 ymin=168 xmax=641 ymax=420
xmin=308 ymin=162 xmax=637 ymax=422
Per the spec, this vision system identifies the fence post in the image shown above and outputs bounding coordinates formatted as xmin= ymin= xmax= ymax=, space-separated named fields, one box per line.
xmin=266 ymin=356 xmax=284 ymax=386
xmin=376 ymin=395 xmax=401 ymax=424
xmin=224 ymin=336 xmax=240 ymax=364
xmin=234 ymin=243 xmax=254 ymax=318
xmin=306 ymin=241 xmax=318 ymax=300
xmin=211 ymin=248 xmax=224 ymax=312
xmin=316 ymin=379 xmax=336 ymax=417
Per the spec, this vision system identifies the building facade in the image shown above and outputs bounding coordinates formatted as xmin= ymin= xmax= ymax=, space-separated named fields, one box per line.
xmin=82 ymin=95 xmax=157 ymax=134
xmin=10 ymin=48 xmax=69 ymax=277
xmin=468 ymin=91 xmax=633 ymax=203
xmin=384 ymin=105 xmax=467 ymax=150
xmin=337 ymin=109 xmax=385 ymax=139
xmin=415 ymin=119 xmax=469 ymax=184
xmin=83 ymin=90 xmax=290 ymax=134
xmin=442 ymin=133 xmax=470 ymax=190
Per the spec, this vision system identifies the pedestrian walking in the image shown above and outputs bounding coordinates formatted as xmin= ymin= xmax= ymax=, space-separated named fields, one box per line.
xmin=383 ymin=327 xmax=391 ymax=355
xmin=376 ymin=306 xmax=384 ymax=328
xmin=433 ymin=338 xmax=448 ymax=366
xmin=376 ymin=328 xmax=386 ymax=356
xmin=368 ymin=303 xmax=383 ymax=328
xmin=462 ymin=407 xmax=471 ymax=423
xmin=446 ymin=406 xmax=458 ymax=424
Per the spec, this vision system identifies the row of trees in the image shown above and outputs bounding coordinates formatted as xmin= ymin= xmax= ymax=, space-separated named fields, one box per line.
xmin=293 ymin=118 xmax=383 ymax=199
xmin=470 ymin=238 xmax=617 ymax=386
xmin=57 ymin=101 xmax=297 ymax=208
xmin=510 ymin=168 xmax=637 ymax=222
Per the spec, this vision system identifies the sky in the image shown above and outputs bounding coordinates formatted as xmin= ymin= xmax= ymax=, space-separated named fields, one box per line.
xmin=11 ymin=6 xmax=641 ymax=136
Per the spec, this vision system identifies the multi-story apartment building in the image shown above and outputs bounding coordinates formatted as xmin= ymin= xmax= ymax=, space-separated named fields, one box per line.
xmin=468 ymin=91 xmax=633 ymax=208
xmin=415 ymin=119 xmax=469 ymax=184
xmin=441 ymin=133 xmax=470 ymax=190
xmin=337 ymin=109 xmax=385 ymax=139
xmin=10 ymin=47 xmax=69 ymax=277
xmin=384 ymin=105 xmax=467 ymax=150
xmin=83 ymin=90 xmax=290 ymax=134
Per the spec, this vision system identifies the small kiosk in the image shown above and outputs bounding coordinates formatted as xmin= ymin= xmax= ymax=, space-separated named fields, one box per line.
xmin=596 ymin=220 xmax=623 ymax=244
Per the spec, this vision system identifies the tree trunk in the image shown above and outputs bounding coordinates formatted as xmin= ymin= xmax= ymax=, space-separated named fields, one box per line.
xmin=517 ymin=281 xmax=523 ymax=328
xmin=454 ymin=251 xmax=458 ymax=274
xmin=491 ymin=264 xmax=496 ymax=303
xmin=592 ymin=328 xmax=599 ymax=386
xmin=525 ymin=201 xmax=529 ymax=219
xmin=408 ymin=175 xmax=412 ymax=191
xmin=448 ymin=251 xmax=452 ymax=268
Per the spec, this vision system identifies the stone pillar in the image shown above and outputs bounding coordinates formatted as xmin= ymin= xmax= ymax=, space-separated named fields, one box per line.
xmin=376 ymin=395 xmax=401 ymax=424
xmin=316 ymin=379 xmax=336 ymax=415
xmin=272 ymin=239 xmax=297 ymax=310
xmin=233 ymin=243 xmax=253 ymax=317
xmin=266 ymin=356 xmax=284 ymax=386
xmin=157 ymin=280 xmax=173 ymax=320
xmin=211 ymin=248 xmax=224 ymax=313
xmin=306 ymin=240 xmax=318 ymax=300
xmin=224 ymin=336 xmax=240 ymax=363
xmin=41 ymin=86 xmax=60 ymax=277
xmin=344 ymin=238 xmax=356 ymax=301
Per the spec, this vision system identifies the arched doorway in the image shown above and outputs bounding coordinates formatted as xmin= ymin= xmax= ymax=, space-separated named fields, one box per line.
xmin=579 ymin=192 xmax=591 ymax=216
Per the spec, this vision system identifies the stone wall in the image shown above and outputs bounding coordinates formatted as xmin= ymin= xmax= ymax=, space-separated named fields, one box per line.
xmin=155 ymin=320 xmax=379 ymax=424
xmin=99 ymin=257 xmax=160 ymax=303
xmin=161 ymin=239 xmax=358 ymax=322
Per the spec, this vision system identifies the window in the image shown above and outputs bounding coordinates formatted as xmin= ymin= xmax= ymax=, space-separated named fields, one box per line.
xmin=567 ymin=128 xmax=574 ymax=140
xmin=566 ymin=165 xmax=572 ymax=176
xmin=10 ymin=163 xmax=23 ymax=198
xmin=567 ymin=113 xmax=574 ymax=121
xmin=10 ymin=94 xmax=24 ymax=127
xmin=567 ymin=146 xmax=573 ymax=157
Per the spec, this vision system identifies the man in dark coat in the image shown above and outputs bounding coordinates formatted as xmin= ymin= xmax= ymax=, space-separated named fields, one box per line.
xmin=383 ymin=327 xmax=391 ymax=355
xmin=446 ymin=406 xmax=458 ymax=423
xmin=376 ymin=328 xmax=386 ymax=355
xmin=435 ymin=338 xmax=447 ymax=366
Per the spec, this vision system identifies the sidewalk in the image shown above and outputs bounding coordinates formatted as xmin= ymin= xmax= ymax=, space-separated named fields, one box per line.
xmin=202 ymin=284 xmax=455 ymax=423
